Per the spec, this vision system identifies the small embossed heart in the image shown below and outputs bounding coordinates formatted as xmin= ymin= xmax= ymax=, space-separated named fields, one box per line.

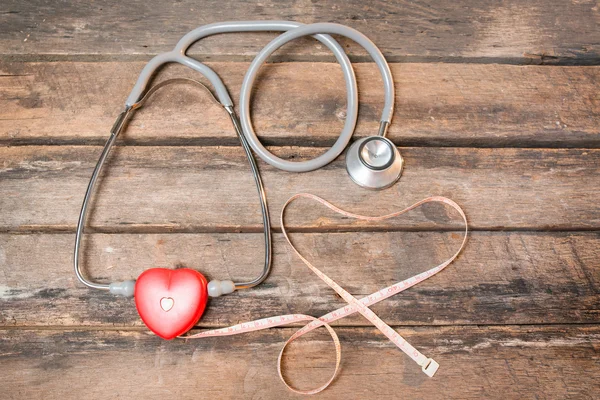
xmin=160 ymin=297 xmax=174 ymax=312
xmin=135 ymin=268 xmax=208 ymax=340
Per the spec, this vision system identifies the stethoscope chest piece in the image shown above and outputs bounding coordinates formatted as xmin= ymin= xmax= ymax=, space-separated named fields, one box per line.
xmin=346 ymin=136 xmax=404 ymax=190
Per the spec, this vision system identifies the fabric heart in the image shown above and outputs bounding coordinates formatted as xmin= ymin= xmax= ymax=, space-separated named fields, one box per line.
xmin=135 ymin=268 xmax=208 ymax=340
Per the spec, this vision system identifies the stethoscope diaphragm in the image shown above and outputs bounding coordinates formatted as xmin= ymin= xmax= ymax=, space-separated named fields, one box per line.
xmin=345 ymin=136 xmax=404 ymax=190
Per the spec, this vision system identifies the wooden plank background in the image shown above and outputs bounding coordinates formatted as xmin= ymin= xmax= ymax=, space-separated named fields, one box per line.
xmin=2 ymin=62 xmax=600 ymax=147
xmin=0 ymin=0 xmax=599 ymax=398
xmin=1 ymin=0 xmax=599 ymax=64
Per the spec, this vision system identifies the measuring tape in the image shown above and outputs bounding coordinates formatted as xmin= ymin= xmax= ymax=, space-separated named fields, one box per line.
xmin=183 ymin=194 xmax=468 ymax=394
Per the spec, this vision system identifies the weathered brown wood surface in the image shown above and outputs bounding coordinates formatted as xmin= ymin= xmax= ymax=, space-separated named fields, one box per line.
xmin=0 ymin=326 xmax=598 ymax=399
xmin=1 ymin=62 xmax=599 ymax=147
xmin=1 ymin=232 xmax=599 ymax=327
xmin=0 ymin=0 xmax=599 ymax=398
xmin=1 ymin=0 xmax=599 ymax=64
xmin=1 ymin=146 xmax=599 ymax=231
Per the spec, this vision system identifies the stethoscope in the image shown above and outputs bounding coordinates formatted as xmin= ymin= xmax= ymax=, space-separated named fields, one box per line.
xmin=74 ymin=21 xmax=402 ymax=339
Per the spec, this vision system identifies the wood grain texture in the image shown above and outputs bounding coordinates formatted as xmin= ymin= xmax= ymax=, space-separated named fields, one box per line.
xmin=1 ymin=232 xmax=598 ymax=327
xmin=1 ymin=146 xmax=598 ymax=231
xmin=1 ymin=2 xmax=599 ymax=396
xmin=1 ymin=0 xmax=599 ymax=64
xmin=0 ymin=326 xmax=598 ymax=399
xmin=1 ymin=62 xmax=599 ymax=147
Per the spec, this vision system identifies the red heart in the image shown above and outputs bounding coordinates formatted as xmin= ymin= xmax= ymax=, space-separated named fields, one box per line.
xmin=134 ymin=268 xmax=208 ymax=340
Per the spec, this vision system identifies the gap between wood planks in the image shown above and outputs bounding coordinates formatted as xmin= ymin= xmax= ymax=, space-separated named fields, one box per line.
xmin=2 ymin=322 xmax=599 ymax=332
xmin=4 ymin=142 xmax=600 ymax=149
xmin=2 ymin=53 xmax=600 ymax=66
xmin=3 ymin=226 xmax=600 ymax=234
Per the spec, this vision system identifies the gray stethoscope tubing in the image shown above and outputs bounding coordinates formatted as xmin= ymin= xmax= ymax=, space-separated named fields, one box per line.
xmin=239 ymin=22 xmax=394 ymax=172
xmin=75 ymin=20 xmax=396 ymax=294
xmin=126 ymin=21 xmax=395 ymax=172
xmin=126 ymin=21 xmax=353 ymax=107
xmin=75 ymin=21 xmax=347 ymax=294
xmin=125 ymin=22 xmax=358 ymax=173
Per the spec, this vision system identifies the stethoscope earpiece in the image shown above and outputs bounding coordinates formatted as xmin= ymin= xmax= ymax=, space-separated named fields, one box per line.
xmin=346 ymin=136 xmax=403 ymax=190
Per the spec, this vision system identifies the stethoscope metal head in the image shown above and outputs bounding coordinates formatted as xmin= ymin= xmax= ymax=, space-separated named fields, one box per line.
xmin=345 ymin=136 xmax=404 ymax=190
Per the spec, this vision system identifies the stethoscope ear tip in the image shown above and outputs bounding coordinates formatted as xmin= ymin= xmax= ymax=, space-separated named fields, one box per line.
xmin=345 ymin=136 xmax=403 ymax=190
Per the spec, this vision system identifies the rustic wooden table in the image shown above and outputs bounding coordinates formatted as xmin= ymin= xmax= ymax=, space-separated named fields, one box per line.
xmin=1 ymin=1 xmax=599 ymax=399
